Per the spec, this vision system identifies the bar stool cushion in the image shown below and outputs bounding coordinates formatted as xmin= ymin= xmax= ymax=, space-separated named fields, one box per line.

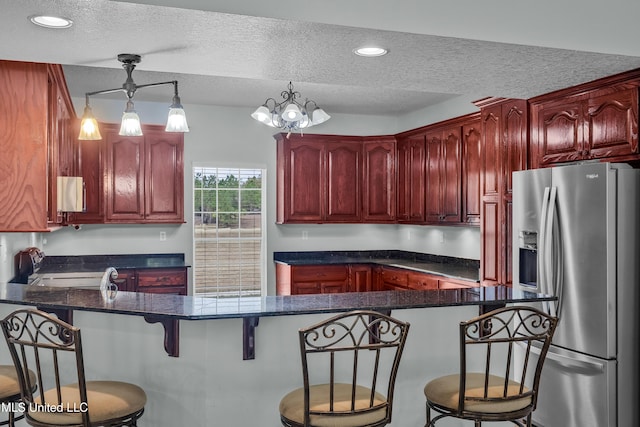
xmin=0 ymin=365 xmax=35 ymax=399
xmin=28 ymin=380 xmax=146 ymax=425
xmin=280 ymin=383 xmax=387 ymax=427
xmin=424 ymin=373 xmax=532 ymax=414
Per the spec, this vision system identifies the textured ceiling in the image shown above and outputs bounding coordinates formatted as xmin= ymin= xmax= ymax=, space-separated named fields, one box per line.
xmin=2 ymin=0 xmax=640 ymax=116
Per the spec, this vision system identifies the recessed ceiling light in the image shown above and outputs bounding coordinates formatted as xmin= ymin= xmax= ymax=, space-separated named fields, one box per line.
xmin=29 ymin=15 xmax=73 ymax=29
xmin=354 ymin=47 xmax=388 ymax=57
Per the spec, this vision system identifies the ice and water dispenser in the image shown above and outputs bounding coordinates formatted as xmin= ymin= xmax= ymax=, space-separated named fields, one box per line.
xmin=518 ymin=230 xmax=538 ymax=288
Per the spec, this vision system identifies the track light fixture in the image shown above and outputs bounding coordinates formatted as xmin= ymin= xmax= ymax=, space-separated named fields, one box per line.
xmin=78 ymin=53 xmax=189 ymax=140
xmin=251 ymin=81 xmax=330 ymax=136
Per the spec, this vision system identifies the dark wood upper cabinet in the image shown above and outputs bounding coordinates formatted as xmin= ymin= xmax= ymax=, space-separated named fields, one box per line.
xmin=326 ymin=142 xmax=362 ymax=222
xmin=530 ymin=79 xmax=639 ymax=168
xmin=462 ymin=119 xmax=481 ymax=225
xmin=362 ymin=137 xmax=396 ymax=222
xmin=396 ymin=133 xmax=426 ymax=223
xmin=69 ymin=138 xmax=104 ymax=224
xmin=102 ymin=123 xmax=184 ymax=224
xmin=276 ymin=133 xmax=363 ymax=223
xmin=424 ymin=126 xmax=461 ymax=224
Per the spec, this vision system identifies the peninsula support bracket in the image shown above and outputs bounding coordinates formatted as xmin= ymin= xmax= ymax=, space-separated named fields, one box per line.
xmin=243 ymin=317 xmax=260 ymax=360
xmin=144 ymin=316 xmax=180 ymax=357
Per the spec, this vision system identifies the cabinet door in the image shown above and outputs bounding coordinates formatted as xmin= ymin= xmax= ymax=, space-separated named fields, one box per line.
xmin=441 ymin=127 xmax=462 ymax=223
xmin=502 ymin=101 xmax=528 ymax=195
xmin=534 ymin=99 xmax=584 ymax=166
xmin=136 ymin=268 xmax=188 ymax=295
xmin=47 ymin=73 xmax=63 ymax=225
xmin=326 ymin=142 xmax=361 ymax=222
xmin=144 ymin=130 xmax=184 ymax=222
xmin=0 ymin=61 xmax=49 ymax=232
xmin=70 ymin=138 xmax=104 ymax=223
xmin=397 ymin=134 xmax=426 ymax=223
xmin=424 ymin=130 xmax=442 ymax=222
xmin=462 ymin=121 xmax=481 ymax=225
xmin=586 ymin=87 xmax=638 ymax=160
xmin=280 ymin=139 xmax=324 ymax=222
xmin=425 ymin=127 xmax=461 ymax=224
xmin=349 ymin=264 xmax=372 ymax=292
xmin=104 ymin=131 xmax=145 ymax=222
xmin=362 ymin=139 xmax=396 ymax=222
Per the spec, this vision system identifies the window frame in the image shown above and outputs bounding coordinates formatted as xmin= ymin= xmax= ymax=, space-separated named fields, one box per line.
xmin=192 ymin=163 xmax=267 ymax=297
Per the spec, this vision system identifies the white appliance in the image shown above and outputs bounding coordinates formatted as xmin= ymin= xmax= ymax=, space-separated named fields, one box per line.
xmin=512 ymin=162 xmax=640 ymax=427
xmin=57 ymin=176 xmax=84 ymax=212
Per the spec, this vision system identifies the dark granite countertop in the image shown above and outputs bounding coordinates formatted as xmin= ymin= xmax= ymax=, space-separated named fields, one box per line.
xmin=274 ymin=250 xmax=480 ymax=282
xmin=37 ymin=253 xmax=189 ymax=274
xmin=0 ymin=282 xmax=553 ymax=320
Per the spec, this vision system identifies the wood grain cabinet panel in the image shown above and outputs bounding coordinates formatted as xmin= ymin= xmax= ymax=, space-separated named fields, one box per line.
xmin=396 ymin=134 xmax=426 ymax=223
xmin=136 ymin=268 xmax=188 ymax=295
xmin=102 ymin=123 xmax=184 ymax=223
xmin=462 ymin=120 xmax=481 ymax=224
xmin=0 ymin=61 xmax=75 ymax=231
xmin=531 ymin=84 xmax=639 ymax=167
xmin=425 ymin=126 xmax=462 ymax=224
xmin=289 ymin=265 xmax=350 ymax=295
xmin=476 ymin=98 xmax=527 ymax=287
xmin=326 ymin=142 xmax=362 ymax=221
xmin=276 ymin=134 xmax=362 ymax=223
xmin=362 ymin=138 xmax=396 ymax=222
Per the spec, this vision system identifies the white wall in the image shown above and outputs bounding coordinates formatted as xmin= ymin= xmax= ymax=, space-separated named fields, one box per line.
xmin=0 ymin=97 xmax=480 ymax=292
xmin=0 ymin=302 xmax=478 ymax=427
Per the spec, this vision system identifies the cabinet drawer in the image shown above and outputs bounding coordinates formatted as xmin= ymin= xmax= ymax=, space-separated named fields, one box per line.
xmin=380 ymin=268 xmax=408 ymax=287
xmin=407 ymin=272 xmax=438 ymax=290
xmin=137 ymin=268 xmax=187 ymax=288
xmin=291 ymin=265 xmax=348 ymax=282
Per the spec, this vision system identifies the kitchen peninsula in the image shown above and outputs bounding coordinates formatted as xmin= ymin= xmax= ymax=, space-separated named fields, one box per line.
xmin=0 ymin=282 xmax=553 ymax=358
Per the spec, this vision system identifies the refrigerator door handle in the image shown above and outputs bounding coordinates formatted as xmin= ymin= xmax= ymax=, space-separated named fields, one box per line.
xmin=538 ymin=187 xmax=551 ymax=295
xmin=546 ymin=186 xmax=562 ymax=318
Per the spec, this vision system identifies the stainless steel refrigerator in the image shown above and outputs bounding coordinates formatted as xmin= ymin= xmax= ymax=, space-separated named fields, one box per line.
xmin=512 ymin=162 xmax=640 ymax=427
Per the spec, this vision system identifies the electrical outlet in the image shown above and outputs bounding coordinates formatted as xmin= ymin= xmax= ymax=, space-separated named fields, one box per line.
xmin=160 ymin=231 xmax=167 ymax=241
xmin=438 ymin=231 xmax=445 ymax=243
xmin=302 ymin=230 xmax=308 ymax=240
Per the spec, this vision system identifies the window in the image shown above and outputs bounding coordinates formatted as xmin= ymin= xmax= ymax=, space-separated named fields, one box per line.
xmin=193 ymin=166 xmax=265 ymax=296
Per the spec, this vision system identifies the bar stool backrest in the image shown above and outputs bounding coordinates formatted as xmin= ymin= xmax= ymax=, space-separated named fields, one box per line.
xmin=0 ymin=309 xmax=91 ymax=426
xmin=298 ymin=310 xmax=410 ymax=426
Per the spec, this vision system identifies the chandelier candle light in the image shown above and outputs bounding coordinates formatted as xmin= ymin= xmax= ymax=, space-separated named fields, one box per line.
xmin=251 ymin=81 xmax=330 ymax=136
xmin=78 ymin=54 xmax=189 ymax=140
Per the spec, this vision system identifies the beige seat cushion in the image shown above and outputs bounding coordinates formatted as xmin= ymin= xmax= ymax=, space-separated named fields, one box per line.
xmin=280 ymin=383 xmax=388 ymax=427
xmin=28 ymin=380 xmax=146 ymax=425
xmin=0 ymin=365 xmax=35 ymax=400
xmin=424 ymin=373 xmax=532 ymax=414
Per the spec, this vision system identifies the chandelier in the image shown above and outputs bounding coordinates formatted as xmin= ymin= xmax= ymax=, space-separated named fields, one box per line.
xmin=251 ymin=81 xmax=330 ymax=135
xmin=78 ymin=53 xmax=189 ymax=140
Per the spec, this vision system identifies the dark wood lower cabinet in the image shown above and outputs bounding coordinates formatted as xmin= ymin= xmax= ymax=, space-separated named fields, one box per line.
xmin=113 ymin=267 xmax=187 ymax=295
xmin=276 ymin=263 xmax=476 ymax=295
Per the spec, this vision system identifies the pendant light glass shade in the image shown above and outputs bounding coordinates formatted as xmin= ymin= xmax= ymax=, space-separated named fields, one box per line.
xmin=251 ymin=105 xmax=272 ymax=124
xmin=119 ymin=100 xmax=143 ymax=136
xmin=78 ymin=105 xmax=102 ymax=140
xmin=310 ymin=107 xmax=331 ymax=125
xmin=281 ymin=103 xmax=303 ymax=121
xmin=165 ymin=95 xmax=189 ymax=132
